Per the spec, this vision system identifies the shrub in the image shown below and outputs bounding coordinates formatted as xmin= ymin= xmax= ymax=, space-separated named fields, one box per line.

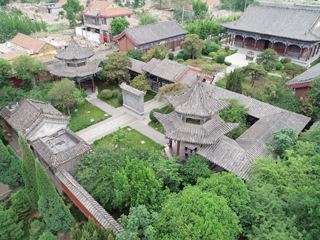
xmin=168 ymin=53 xmax=174 ymax=60
xmin=281 ymin=57 xmax=292 ymax=64
xmin=182 ymin=53 xmax=190 ymax=61
xmin=225 ymin=46 xmax=230 ymax=51
xmin=217 ymin=55 xmax=225 ymax=64
xmin=218 ymin=35 xmax=222 ymax=41
xmin=118 ymin=92 xmax=123 ymax=104
xmin=275 ymin=62 xmax=283 ymax=70
xmin=284 ymin=63 xmax=293 ymax=68
xmin=176 ymin=53 xmax=184 ymax=59
xmin=177 ymin=59 xmax=184 ymax=63
xmin=150 ymin=108 xmax=161 ymax=122
xmin=214 ymin=36 xmax=219 ymax=44
xmin=202 ymin=40 xmax=220 ymax=55
xmin=224 ymin=61 xmax=232 ymax=66
xmin=179 ymin=50 xmax=186 ymax=55
xmin=112 ymin=89 xmax=120 ymax=98
xmin=100 ymin=89 xmax=112 ymax=100
xmin=209 ymin=52 xmax=217 ymax=58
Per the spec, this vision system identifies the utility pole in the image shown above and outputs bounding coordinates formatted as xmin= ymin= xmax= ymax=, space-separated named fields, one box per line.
xmin=182 ymin=7 xmax=184 ymax=25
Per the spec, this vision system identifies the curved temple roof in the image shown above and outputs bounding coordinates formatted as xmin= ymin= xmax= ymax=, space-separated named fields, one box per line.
xmin=55 ymin=38 xmax=94 ymax=60
xmin=165 ymin=81 xmax=230 ymax=117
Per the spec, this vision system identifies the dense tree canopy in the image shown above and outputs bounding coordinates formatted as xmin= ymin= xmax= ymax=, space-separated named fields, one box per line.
xmin=182 ymin=34 xmax=205 ymax=60
xmin=226 ymin=70 xmax=244 ymax=94
xmin=139 ymin=14 xmax=158 ymax=25
xmin=220 ymin=0 xmax=254 ymax=11
xmin=0 ymin=206 xmax=24 ymax=240
xmin=110 ymin=17 xmax=130 ymax=35
xmin=308 ymin=77 xmax=320 ymax=120
xmin=256 ymin=49 xmax=279 ymax=71
xmin=130 ymin=75 xmax=151 ymax=92
xmin=241 ymin=62 xmax=267 ymax=87
xmin=191 ymin=0 xmax=208 ymax=18
xmin=62 ymin=0 xmax=84 ymax=27
xmin=0 ymin=58 xmax=12 ymax=88
xmin=0 ymin=86 xmax=24 ymax=108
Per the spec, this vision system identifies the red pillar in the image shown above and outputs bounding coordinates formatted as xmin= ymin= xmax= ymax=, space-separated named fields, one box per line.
xmin=176 ymin=141 xmax=180 ymax=157
xmin=316 ymin=44 xmax=320 ymax=55
xmin=242 ymin=36 xmax=245 ymax=48
xmin=312 ymin=45 xmax=317 ymax=57
xmin=226 ymin=33 xmax=228 ymax=46
xmin=306 ymin=48 xmax=311 ymax=61
xmin=254 ymin=39 xmax=257 ymax=50
xmin=298 ymin=46 xmax=303 ymax=60
xmin=283 ymin=43 xmax=288 ymax=56
xmin=169 ymin=139 xmax=172 ymax=148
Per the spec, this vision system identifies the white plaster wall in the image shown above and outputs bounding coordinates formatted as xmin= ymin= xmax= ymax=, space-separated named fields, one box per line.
xmin=76 ymin=27 xmax=101 ymax=43
xmin=27 ymin=121 xmax=68 ymax=141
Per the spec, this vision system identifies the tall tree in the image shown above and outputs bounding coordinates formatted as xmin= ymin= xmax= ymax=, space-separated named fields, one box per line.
xmin=117 ymin=205 xmax=158 ymax=240
xmin=150 ymin=0 xmax=168 ymax=9
xmin=192 ymin=0 xmax=208 ymax=18
xmin=0 ymin=140 xmax=12 ymax=187
xmin=0 ymin=206 xmax=24 ymax=240
xmin=154 ymin=185 xmax=241 ymax=239
xmin=262 ymin=74 xmax=291 ymax=103
xmin=256 ymin=48 xmax=279 ymax=71
xmin=0 ymin=58 xmax=12 ymax=88
xmin=220 ymin=0 xmax=254 ymax=11
xmin=102 ymin=52 xmax=132 ymax=84
xmin=29 ymin=219 xmax=46 ymax=240
xmin=48 ymin=78 xmax=84 ymax=115
xmin=139 ymin=14 xmax=158 ymax=25
xmin=308 ymin=77 xmax=320 ymax=121
xmin=241 ymin=62 xmax=267 ymax=87
xmin=19 ymin=133 xmax=38 ymax=209
xmin=39 ymin=230 xmax=60 ymax=240
xmin=130 ymin=75 xmax=151 ymax=92
xmin=283 ymin=64 xmax=307 ymax=78
xmin=36 ymin=160 xmax=75 ymax=233
xmin=12 ymin=55 xmax=47 ymax=91
xmin=6 ymin=145 xmax=23 ymax=189
xmin=182 ymin=34 xmax=205 ymax=60
xmin=62 ymin=0 xmax=84 ymax=27
xmin=0 ymin=86 xmax=24 ymax=108
xmin=226 ymin=70 xmax=244 ymax=94
xmin=11 ymin=189 xmax=31 ymax=221
xmin=110 ymin=17 xmax=130 ymax=36
xmin=141 ymin=44 xmax=169 ymax=62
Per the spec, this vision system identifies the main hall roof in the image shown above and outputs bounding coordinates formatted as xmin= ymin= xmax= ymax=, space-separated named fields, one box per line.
xmin=220 ymin=4 xmax=320 ymax=42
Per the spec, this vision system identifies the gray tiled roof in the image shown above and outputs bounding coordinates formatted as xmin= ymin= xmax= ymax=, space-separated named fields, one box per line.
xmin=29 ymin=129 xmax=92 ymax=167
xmin=114 ymin=20 xmax=187 ymax=45
xmin=287 ymin=63 xmax=320 ymax=86
xmin=128 ymin=58 xmax=147 ymax=74
xmin=178 ymin=70 xmax=200 ymax=86
xmin=55 ymin=170 xmax=125 ymax=234
xmin=0 ymin=98 xmax=70 ymax=136
xmin=154 ymin=111 xmax=239 ymax=144
xmin=165 ymin=82 xmax=231 ymax=117
xmin=220 ymin=4 xmax=320 ymax=41
xmin=55 ymin=39 xmax=94 ymax=60
xmin=142 ymin=58 xmax=189 ymax=82
xmin=48 ymin=61 xmax=102 ymax=78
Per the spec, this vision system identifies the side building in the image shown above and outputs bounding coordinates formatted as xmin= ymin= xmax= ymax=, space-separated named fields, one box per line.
xmin=113 ymin=20 xmax=188 ymax=52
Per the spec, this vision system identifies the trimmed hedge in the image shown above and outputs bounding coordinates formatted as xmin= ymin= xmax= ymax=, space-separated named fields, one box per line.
xmin=217 ymin=55 xmax=225 ymax=64
xmin=224 ymin=61 xmax=232 ymax=66
xmin=118 ymin=92 xmax=123 ymax=104
xmin=209 ymin=52 xmax=217 ymax=58
xmin=112 ymin=89 xmax=120 ymax=98
xmin=177 ymin=59 xmax=184 ymax=63
xmin=100 ymin=89 xmax=112 ymax=100
xmin=276 ymin=62 xmax=283 ymax=70
xmin=168 ymin=53 xmax=174 ymax=60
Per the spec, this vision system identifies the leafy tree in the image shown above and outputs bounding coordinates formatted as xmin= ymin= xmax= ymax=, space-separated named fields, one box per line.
xmin=102 ymin=52 xmax=132 ymax=84
xmin=113 ymin=157 xmax=166 ymax=211
xmin=220 ymin=0 xmax=254 ymax=11
xmin=19 ymin=133 xmax=38 ymax=209
xmin=130 ymin=75 xmax=151 ymax=92
xmin=29 ymin=219 xmax=46 ymax=240
xmin=139 ymin=14 xmax=158 ymax=25
xmin=241 ymin=62 xmax=267 ymax=87
xmin=141 ymin=44 xmax=169 ymax=62
xmin=262 ymin=74 xmax=291 ymax=103
xmin=0 ymin=58 xmax=12 ymax=88
xmin=197 ymin=172 xmax=250 ymax=227
xmin=0 ymin=122 xmax=5 ymax=144
xmin=299 ymin=126 xmax=320 ymax=152
xmin=202 ymin=40 xmax=220 ymax=54
xmin=283 ymin=64 xmax=307 ymax=78
xmin=146 ymin=151 xmax=181 ymax=192
xmin=12 ymin=55 xmax=47 ymax=91
xmin=6 ymin=145 xmax=23 ymax=189
xmin=158 ymin=82 xmax=186 ymax=101
xmin=26 ymin=82 xmax=53 ymax=102
xmin=110 ymin=17 xmax=130 ymax=36
xmin=192 ymin=0 xmax=208 ymax=18
xmin=266 ymin=127 xmax=298 ymax=158
xmin=11 ymin=189 xmax=31 ymax=221
xmin=0 ymin=86 xmax=24 ymax=108
xmin=62 ymin=0 xmax=84 ymax=27
xmin=185 ymin=20 xmax=221 ymax=39
xmin=179 ymin=155 xmax=212 ymax=185
xmin=36 ymin=160 xmax=75 ymax=233
xmin=39 ymin=230 xmax=60 ymax=240
xmin=127 ymin=49 xmax=144 ymax=61
xmin=272 ymin=94 xmax=302 ymax=114
xmin=76 ymin=147 xmax=151 ymax=211
xmin=256 ymin=48 xmax=279 ymax=71
xmin=0 ymin=0 xmax=9 ymax=6
xmin=154 ymin=185 xmax=241 ymax=239
xmin=308 ymin=77 xmax=320 ymax=120
xmin=182 ymin=34 xmax=205 ymax=60
xmin=0 ymin=206 xmax=24 ymax=240
xmin=133 ymin=0 xmax=140 ymax=8
xmin=201 ymin=64 xmax=226 ymax=80
xmin=112 ymin=127 xmax=127 ymax=148
xmin=48 ymin=78 xmax=84 ymax=115
xmin=219 ymin=98 xmax=249 ymax=139
xmin=150 ymin=48 xmax=165 ymax=60
xmin=118 ymin=205 xmax=158 ymax=240
xmin=71 ymin=217 xmax=115 ymax=240
xmin=226 ymin=70 xmax=244 ymax=94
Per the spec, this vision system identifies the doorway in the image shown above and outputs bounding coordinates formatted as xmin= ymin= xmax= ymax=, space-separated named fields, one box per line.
xmin=264 ymin=40 xmax=270 ymax=50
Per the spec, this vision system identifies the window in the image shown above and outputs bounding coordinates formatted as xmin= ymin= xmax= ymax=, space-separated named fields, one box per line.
xmin=77 ymin=62 xmax=86 ymax=67
xmin=121 ymin=16 xmax=124 ymax=18
xmin=128 ymin=15 xmax=131 ymax=18
xmin=101 ymin=18 xmax=106 ymax=24
xmin=186 ymin=118 xmax=201 ymax=125
xmin=67 ymin=63 xmax=76 ymax=67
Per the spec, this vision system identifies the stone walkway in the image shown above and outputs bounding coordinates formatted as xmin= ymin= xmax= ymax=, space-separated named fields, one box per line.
xmin=77 ymin=91 xmax=168 ymax=145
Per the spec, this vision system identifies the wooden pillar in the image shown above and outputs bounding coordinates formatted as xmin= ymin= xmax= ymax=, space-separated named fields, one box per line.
xmin=312 ymin=45 xmax=317 ymax=57
xmin=176 ymin=141 xmax=180 ymax=157
xmin=91 ymin=75 xmax=95 ymax=92
xmin=242 ymin=36 xmax=245 ymax=48
xmin=306 ymin=48 xmax=311 ymax=61
xmin=298 ymin=46 xmax=303 ymax=60
xmin=271 ymin=41 xmax=274 ymax=49
xmin=169 ymin=139 xmax=172 ymax=148
xmin=226 ymin=33 xmax=228 ymax=46
xmin=283 ymin=43 xmax=288 ymax=56
xmin=254 ymin=39 xmax=257 ymax=50
xmin=316 ymin=44 xmax=320 ymax=54
xmin=231 ymin=34 xmax=234 ymax=46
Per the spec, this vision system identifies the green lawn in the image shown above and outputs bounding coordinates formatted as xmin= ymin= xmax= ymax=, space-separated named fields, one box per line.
xmin=311 ymin=57 xmax=320 ymax=67
xmin=93 ymin=127 xmax=165 ymax=151
xmin=68 ymin=100 xmax=110 ymax=132
xmin=147 ymin=105 xmax=174 ymax=134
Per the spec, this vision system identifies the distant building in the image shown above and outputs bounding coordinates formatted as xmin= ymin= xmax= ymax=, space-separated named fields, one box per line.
xmin=221 ymin=5 xmax=320 ymax=64
xmin=0 ymin=50 xmax=28 ymax=63
xmin=35 ymin=2 xmax=60 ymax=14
xmin=82 ymin=0 xmax=134 ymax=35
xmin=287 ymin=63 xmax=320 ymax=98
xmin=113 ymin=20 xmax=187 ymax=52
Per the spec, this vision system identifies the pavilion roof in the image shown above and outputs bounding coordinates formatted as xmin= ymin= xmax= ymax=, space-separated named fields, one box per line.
xmin=154 ymin=111 xmax=239 ymax=145
xmin=287 ymin=63 xmax=320 ymax=86
xmin=220 ymin=4 xmax=320 ymax=42
xmin=165 ymin=81 xmax=230 ymax=117
xmin=55 ymin=38 xmax=94 ymax=60
xmin=48 ymin=61 xmax=102 ymax=79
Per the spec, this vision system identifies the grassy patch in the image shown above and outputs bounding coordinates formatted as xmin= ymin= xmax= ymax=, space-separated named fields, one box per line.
xmin=311 ymin=57 xmax=320 ymax=67
xmin=147 ymin=105 xmax=174 ymax=134
xmin=68 ymin=100 xmax=110 ymax=132
xmin=93 ymin=127 xmax=165 ymax=151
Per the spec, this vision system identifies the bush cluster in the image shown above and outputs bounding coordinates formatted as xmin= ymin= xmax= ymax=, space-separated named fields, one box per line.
xmin=209 ymin=52 xmax=217 ymax=58
xmin=168 ymin=52 xmax=174 ymax=60
xmin=202 ymin=40 xmax=220 ymax=55
xmin=118 ymin=92 xmax=123 ymax=104
xmin=217 ymin=55 xmax=225 ymax=64
xmin=112 ymin=89 xmax=119 ymax=98
xmin=100 ymin=89 xmax=112 ymax=100
xmin=177 ymin=59 xmax=184 ymax=63
xmin=275 ymin=62 xmax=283 ymax=70
xmin=176 ymin=50 xmax=190 ymax=61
